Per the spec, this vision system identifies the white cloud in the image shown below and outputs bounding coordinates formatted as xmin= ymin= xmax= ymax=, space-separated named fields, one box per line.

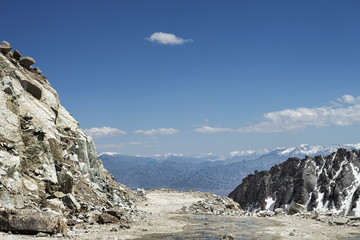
xmin=96 ymin=143 xmax=126 ymax=149
xmin=146 ymin=32 xmax=193 ymax=45
xmin=195 ymin=95 xmax=360 ymax=133
xmin=84 ymin=126 xmax=127 ymax=138
xmin=134 ymin=128 xmax=180 ymax=136
xmin=337 ymin=95 xmax=360 ymax=104
xmin=129 ymin=141 xmax=142 ymax=145
xmin=194 ymin=126 xmax=233 ymax=133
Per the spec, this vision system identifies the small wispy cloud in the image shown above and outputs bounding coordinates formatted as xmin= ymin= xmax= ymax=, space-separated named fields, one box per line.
xmin=96 ymin=143 xmax=126 ymax=149
xmin=85 ymin=126 xmax=127 ymax=138
xmin=194 ymin=126 xmax=233 ymax=133
xmin=134 ymin=128 xmax=180 ymax=136
xmin=194 ymin=95 xmax=360 ymax=133
xmin=146 ymin=32 xmax=193 ymax=45
xmin=96 ymin=141 xmax=143 ymax=149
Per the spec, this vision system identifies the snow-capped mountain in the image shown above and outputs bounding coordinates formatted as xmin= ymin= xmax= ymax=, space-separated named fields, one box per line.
xmin=99 ymin=143 xmax=360 ymax=196
xmin=229 ymin=148 xmax=360 ymax=216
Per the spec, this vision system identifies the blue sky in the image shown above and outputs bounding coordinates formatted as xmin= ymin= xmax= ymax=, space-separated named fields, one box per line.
xmin=3 ymin=1 xmax=360 ymax=155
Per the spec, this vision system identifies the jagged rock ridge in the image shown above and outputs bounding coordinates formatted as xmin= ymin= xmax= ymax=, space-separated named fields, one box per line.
xmin=229 ymin=148 xmax=360 ymax=216
xmin=0 ymin=41 xmax=137 ymax=234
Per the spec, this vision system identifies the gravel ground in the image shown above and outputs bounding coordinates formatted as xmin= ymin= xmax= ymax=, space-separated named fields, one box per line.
xmin=0 ymin=189 xmax=359 ymax=239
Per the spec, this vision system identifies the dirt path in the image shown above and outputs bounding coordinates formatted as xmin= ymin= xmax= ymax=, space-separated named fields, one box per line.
xmin=0 ymin=189 xmax=359 ymax=239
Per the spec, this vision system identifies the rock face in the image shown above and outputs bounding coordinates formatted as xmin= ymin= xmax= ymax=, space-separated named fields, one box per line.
xmin=229 ymin=149 xmax=360 ymax=216
xmin=0 ymin=41 xmax=137 ymax=234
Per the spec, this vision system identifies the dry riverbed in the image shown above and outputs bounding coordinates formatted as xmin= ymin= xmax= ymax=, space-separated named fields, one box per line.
xmin=0 ymin=189 xmax=359 ymax=239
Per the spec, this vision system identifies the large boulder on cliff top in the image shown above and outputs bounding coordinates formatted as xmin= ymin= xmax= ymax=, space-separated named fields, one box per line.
xmin=19 ymin=56 xmax=35 ymax=69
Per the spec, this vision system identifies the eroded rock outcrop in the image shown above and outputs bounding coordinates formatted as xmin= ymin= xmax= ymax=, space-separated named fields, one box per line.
xmin=229 ymin=149 xmax=360 ymax=216
xmin=0 ymin=41 xmax=138 ymax=235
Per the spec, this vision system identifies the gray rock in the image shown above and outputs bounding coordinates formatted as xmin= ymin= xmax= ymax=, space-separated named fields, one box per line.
xmin=43 ymin=199 xmax=65 ymax=212
xmin=12 ymin=50 xmax=21 ymax=60
xmin=0 ymin=41 xmax=12 ymax=55
xmin=97 ymin=213 xmax=119 ymax=224
xmin=288 ymin=202 xmax=306 ymax=215
xmin=57 ymin=171 xmax=74 ymax=194
xmin=274 ymin=208 xmax=284 ymax=215
xmin=348 ymin=216 xmax=360 ymax=221
xmin=222 ymin=233 xmax=236 ymax=239
xmin=33 ymin=67 xmax=42 ymax=74
xmin=333 ymin=217 xmax=349 ymax=225
xmin=1 ymin=41 xmax=10 ymax=46
xmin=19 ymin=56 xmax=35 ymax=69
xmin=0 ymin=209 xmax=67 ymax=235
xmin=62 ymin=194 xmax=80 ymax=210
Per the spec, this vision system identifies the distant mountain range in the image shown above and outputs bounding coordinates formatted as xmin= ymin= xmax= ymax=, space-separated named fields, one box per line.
xmin=99 ymin=143 xmax=360 ymax=196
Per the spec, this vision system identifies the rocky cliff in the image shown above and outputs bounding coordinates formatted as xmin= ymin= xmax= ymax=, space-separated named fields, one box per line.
xmin=229 ymin=148 xmax=360 ymax=216
xmin=0 ymin=41 xmax=137 ymax=234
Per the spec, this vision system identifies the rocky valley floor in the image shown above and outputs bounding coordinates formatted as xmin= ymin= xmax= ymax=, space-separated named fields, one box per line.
xmin=0 ymin=189 xmax=359 ymax=239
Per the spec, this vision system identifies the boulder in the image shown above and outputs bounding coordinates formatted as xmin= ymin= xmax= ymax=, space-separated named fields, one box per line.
xmin=12 ymin=50 xmax=21 ymax=60
xmin=274 ymin=208 xmax=285 ymax=215
xmin=43 ymin=198 xmax=66 ymax=212
xmin=97 ymin=213 xmax=119 ymax=224
xmin=33 ymin=67 xmax=42 ymax=74
xmin=19 ymin=56 xmax=35 ymax=69
xmin=288 ymin=202 xmax=306 ymax=215
xmin=106 ymin=208 xmax=124 ymax=219
xmin=57 ymin=171 xmax=74 ymax=194
xmin=333 ymin=217 xmax=349 ymax=225
xmin=0 ymin=209 xmax=67 ymax=235
xmin=62 ymin=194 xmax=80 ymax=210
xmin=0 ymin=41 xmax=12 ymax=55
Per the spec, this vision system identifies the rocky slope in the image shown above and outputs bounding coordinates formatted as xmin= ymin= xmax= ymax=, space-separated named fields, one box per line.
xmin=0 ymin=41 xmax=138 ymax=235
xmin=229 ymin=148 xmax=360 ymax=216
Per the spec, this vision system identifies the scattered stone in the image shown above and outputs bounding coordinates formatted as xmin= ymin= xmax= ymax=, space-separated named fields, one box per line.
xmin=181 ymin=196 xmax=243 ymax=216
xmin=53 ymin=191 xmax=66 ymax=198
xmin=348 ymin=216 xmax=360 ymax=221
xmin=288 ymin=202 xmax=306 ymax=215
xmin=97 ymin=213 xmax=119 ymax=224
xmin=33 ymin=67 xmax=42 ymax=74
xmin=257 ymin=210 xmax=275 ymax=217
xmin=221 ymin=233 xmax=236 ymax=239
xmin=43 ymin=198 xmax=66 ymax=212
xmin=0 ymin=209 xmax=67 ymax=235
xmin=35 ymin=232 xmax=49 ymax=237
xmin=19 ymin=56 xmax=35 ymax=69
xmin=56 ymin=233 xmax=63 ymax=238
xmin=0 ymin=41 xmax=12 ymax=55
xmin=333 ymin=217 xmax=349 ymax=225
xmin=12 ymin=50 xmax=21 ymax=60
xmin=274 ymin=208 xmax=284 ymax=215
xmin=119 ymin=222 xmax=130 ymax=229
xmin=62 ymin=194 xmax=80 ymax=209
xmin=316 ymin=215 xmax=328 ymax=223
xmin=106 ymin=208 xmax=125 ymax=219
xmin=110 ymin=227 xmax=118 ymax=232
xmin=66 ymin=219 xmax=77 ymax=226
xmin=135 ymin=188 xmax=146 ymax=197
xmin=57 ymin=171 xmax=74 ymax=194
